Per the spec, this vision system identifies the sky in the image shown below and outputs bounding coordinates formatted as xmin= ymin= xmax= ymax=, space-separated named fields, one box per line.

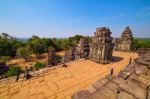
xmin=0 ymin=0 xmax=150 ymax=38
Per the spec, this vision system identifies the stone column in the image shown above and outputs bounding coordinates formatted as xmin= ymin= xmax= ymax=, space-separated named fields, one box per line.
xmin=48 ymin=49 xmax=57 ymax=66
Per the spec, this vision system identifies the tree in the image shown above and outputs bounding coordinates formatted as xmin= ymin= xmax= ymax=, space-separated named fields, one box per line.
xmin=16 ymin=47 xmax=31 ymax=61
xmin=26 ymin=36 xmax=45 ymax=58
xmin=41 ymin=38 xmax=54 ymax=52
xmin=0 ymin=33 xmax=25 ymax=57
xmin=132 ymin=39 xmax=150 ymax=51
xmin=0 ymin=56 xmax=11 ymax=63
xmin=1 ymin=33 xmax=9 ymax=39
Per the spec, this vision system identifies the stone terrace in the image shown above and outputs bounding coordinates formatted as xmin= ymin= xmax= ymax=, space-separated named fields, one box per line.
xmin=0 ymin=51 xmax=138 ymax=99
xmin=72 ymin=51 xmax=150 ymax=99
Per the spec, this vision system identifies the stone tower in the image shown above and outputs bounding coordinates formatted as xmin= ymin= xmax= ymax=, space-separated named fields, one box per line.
xmin=119 ymin=26 xmax=133 ymax=51
xmin=66 ymin=47 xmax=76 ymax=62
xmin=48 ymin=49 xmax=57 ymax=66
xmin=76 ymin=38 xmax=90 ymax=59
xmin=89 ymin=27 xmax=114 ymax=64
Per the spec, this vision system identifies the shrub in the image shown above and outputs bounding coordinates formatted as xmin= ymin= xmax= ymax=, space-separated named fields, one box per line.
xmin=55 ymin=54 xmax=62 ymax=63
xmin=16 ymin=47 xmax=31 ymax=61
xmin=0 ymin=56 xmax=11 ymax=63
xmin=5 ymin=66 xmax=22 ymax=78
xmin=34 ymin=61 xmax=46 ymax=70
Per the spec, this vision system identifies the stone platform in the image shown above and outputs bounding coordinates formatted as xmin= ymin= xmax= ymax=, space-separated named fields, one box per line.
xmin=0 ymin=51 xmax=138 ymax=99
xmin=72 ymin=51 xmax=150 ymax=99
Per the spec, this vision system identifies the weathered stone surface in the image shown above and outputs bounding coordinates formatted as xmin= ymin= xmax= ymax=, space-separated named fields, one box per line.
xmin=119 ymin=71 xmax=131 ymax=80
xmin=0 ymin=62 xmax=9 ymax=76
xmin=72 ymin=49 xmax=150 ymax=99
xmin=89 ymin=27 xmax=114 ymax=64
xmin=117 ymin=91 xmax=136 ymax=99
xmin=147 ymin=86 xmax=150 ymax=99
xmin=86 ymin=86 xmax=97 ymax=94
xmin=48 ymin=49 xmax=57 ymax=66
xmin=105 ymin=81 xmax=120 ymax=92
xmin=113 ymin=26 xmax=133 ymax=51
xmin=113 ymin=77 xmax=147 ymax=99
xmin=91 ymin=90 xmax=108 ymax=99
xmin=71 ymin=90 xmax=91 ymax=99
xmin=0 ymin=51 xmax=138 ymax=99
xmin=135 ymin=49 xmax=150 ymax=66
xmin=62 ymin=52 xmax=67 ymax=64
xmin=76 ymin=38 xmax=90 ymax=59
xmin=66 ymin=47 xmax=76 ymax=62
xmin=92 ymin=81 xmax=103 ymax=90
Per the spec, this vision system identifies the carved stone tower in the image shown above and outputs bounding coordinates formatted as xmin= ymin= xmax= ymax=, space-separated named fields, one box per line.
xmin=76 ymin=38 xmax=90 ymax=59
xmin=48 ymin=49 xmax=57 ymax=66
xmin=119 ymin=26 xmax=133 ymax=51
xmin=89 ymin=27 xmax=114 ymax=64
xmin=66 ymin=47 xmax=76 ymax=62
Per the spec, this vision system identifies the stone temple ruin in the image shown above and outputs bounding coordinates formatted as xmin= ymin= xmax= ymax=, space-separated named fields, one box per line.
xmin=89 ymin=27 xmax=114 ymax=64
xmin=66 ymin=47 xmax=76 ymax=62
xmin=64 ymin=26 xmax=134 ymax=64
xmin=113 ymin=26 xmax=133 ymax=51
xmin=65 ymin=38 xmax=90 ymax=62
xmin=48 ymin=49 xmax=57 ymax=66
xmin=48 ymin=26 xmax=134 ymax=65
xmin=76 ymin=38 xmax=90 ymax=59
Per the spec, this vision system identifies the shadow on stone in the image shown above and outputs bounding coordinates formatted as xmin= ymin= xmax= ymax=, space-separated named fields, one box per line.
xmin=112 ymin=56 xmax=124 ymax=62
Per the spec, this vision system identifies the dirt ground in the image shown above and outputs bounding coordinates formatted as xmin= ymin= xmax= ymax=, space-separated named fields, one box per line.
xmin=0 ymin=51 xmax=138 ymax=99
xmin=7 ymin=51 xmax=65 ymax=69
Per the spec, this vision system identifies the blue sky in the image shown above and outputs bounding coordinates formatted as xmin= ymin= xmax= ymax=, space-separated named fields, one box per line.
xmin=0 ymin=0 xmax=150 ymax=38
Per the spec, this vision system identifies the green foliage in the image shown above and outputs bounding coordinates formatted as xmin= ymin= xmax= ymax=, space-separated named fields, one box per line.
xmin=0 ymin=56 xmax=11 ymax=63
xmin=16 ymin=47 xmax=31 ymax=61
xmin=34 ymin=61 xmax=46 ymax=70
xmin=55 ymin=54 xmax=62 ymax=62
xmin=60 ymin=35 xmax=92 ymax=50
xmin=5 ymin=66 xmax=22 ymax=78
xmin=41 ymin=38 xmax=54 ymax=52
xmin=0 ymin=33 xmax=92 ymax=58
xmin=133 ymin=38 xmax=150 ymax=51
xmin=0 ymin=33 xmax=25 ymax=57
xmin=26 ymin=36 xmax=45 ymax=58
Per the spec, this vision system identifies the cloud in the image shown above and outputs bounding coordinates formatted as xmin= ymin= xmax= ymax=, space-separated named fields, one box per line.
xmin=100 ymin=14 xmax=124 ymax=20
